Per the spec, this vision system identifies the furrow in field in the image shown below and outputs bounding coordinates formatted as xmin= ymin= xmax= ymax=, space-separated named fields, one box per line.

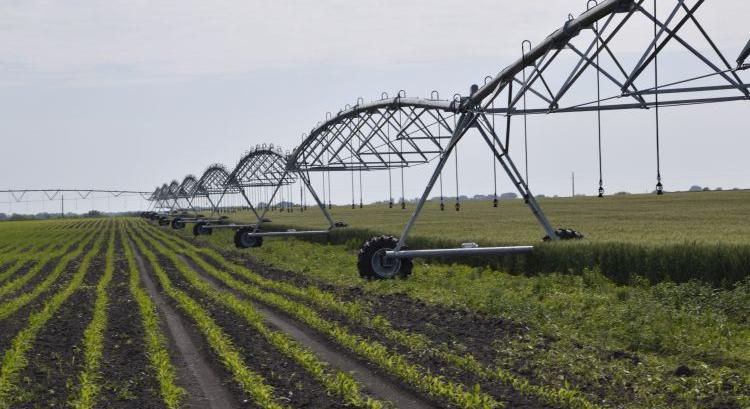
xmin=135 ymin=226 xmax=417 ymax=409
xmin=121 ymin=227 xmax=185 ymax=409
xmin=161 ymin=226 xmax=596 ymax=408
xmin=128 ymin=228 xmax=285 ymax=409
xmin=146 ymin=221 xmax=599 ymax=409
xmin=0 ymin=230 xmax=105 ymax=409
xmin=12 ymin=225 xmax=111 ymax=407
xmin=0 ymin=230 xmax=97 ymax=320
xmin=0 ymin=230 xmax=86 ymax=298
xmin=70 ymin=223 xmax=117 ymax=409
xmin=136 ymin=223 xmax=503 ymax=409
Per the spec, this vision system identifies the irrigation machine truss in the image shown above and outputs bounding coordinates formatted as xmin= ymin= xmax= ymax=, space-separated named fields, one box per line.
xmin=146 ymin=0 xmax=748 ymax=279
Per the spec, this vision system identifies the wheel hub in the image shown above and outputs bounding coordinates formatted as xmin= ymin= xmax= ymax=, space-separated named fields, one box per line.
xmin=371 ymin=248 xmax=401 ymax=279
xmin=240 ymin=232 xmax=257 ymax=248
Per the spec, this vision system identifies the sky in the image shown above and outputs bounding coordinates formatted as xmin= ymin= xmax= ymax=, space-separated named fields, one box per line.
xmin=0 ymin=0 xmax=748 ymax=214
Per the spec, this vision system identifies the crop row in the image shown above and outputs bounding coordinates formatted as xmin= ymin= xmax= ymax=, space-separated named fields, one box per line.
xmin=143 ymin=221 xmax=597 ymax=409
xmin=70 ymin=223 xmax=117 ymax=409
xmin=131 ymin=224 xmax=389 ymax=409
xmin=0 ymin=228 xmax=106 ymax=408
xmin=120 ymin=224 xmax=185 ymax=409
xmin=0 ymin=228 xmax=96 ymax=300
xmin=0 ymin=229 xmax=98 ymax=320
xmin=134 ymin=222 xmax=502 ymax=409
xmin=128 ymin=226 xmax=289 ymax=409
xmin=0 ymin=220 xmax=99 ymax=262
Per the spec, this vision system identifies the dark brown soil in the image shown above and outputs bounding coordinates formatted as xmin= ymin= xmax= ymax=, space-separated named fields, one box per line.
xmin=192 ymin=251 xmax=550 ymax=409
xmin=11 ymin=239 xmax=105 ymax=408
xmin=0 ymin=239 xmax=93 ymax=352
xmin=168 ymin=229 xmax=622 ymax=407
xmin=140 ymin=238 xmax=353 ymax=409
xmin=0 ymin=235 xmax=93 ymax=302
xmin=205 ymin=247 xmax=529 ymax=367
xmin=0 ymin=255 xmax=64 ymax=302
xmin=97 ymin=236 xmax=165 ymax=409
xmin=157 ymin=234 xmax=562 ymax=408
xmin=131 ymin=237 xmax=244 ymax=409
xmin=0 ymin=260 xmax=32 ymax=282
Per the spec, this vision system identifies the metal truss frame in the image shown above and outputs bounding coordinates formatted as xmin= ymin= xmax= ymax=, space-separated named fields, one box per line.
xmin=286 ymin=0 xmax=749 ymax=272
xmin=190 ymin=145 xmax=338 ymax=241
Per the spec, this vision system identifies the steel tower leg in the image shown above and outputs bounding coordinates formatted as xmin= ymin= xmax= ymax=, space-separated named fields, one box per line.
xmin=239 ymin=188 xmax=262 ymax=220
xmin=395 ymin=113 xmax=472 ymax=250
xmin=299 ymin=171 xmax=336 ymax=229
xmin=475 ymin=114 xmax=557 ymax=239
xmin=394 ymin=112 xmax=558 ymax=251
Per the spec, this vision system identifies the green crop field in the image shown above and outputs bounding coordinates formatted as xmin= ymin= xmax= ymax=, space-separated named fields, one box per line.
xmin=209 ymin=190 xmax=750 ymax=286
xmin=1 ymin=199 xmax=749 ymax=409
xmin=166 ymin=193 xmax=750 ymax=409
xmin=226 ymin=189 xmax=750 ymax=245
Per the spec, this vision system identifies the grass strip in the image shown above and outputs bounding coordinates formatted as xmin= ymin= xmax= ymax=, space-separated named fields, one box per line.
xmin=137 ymin=223 xmax=502 ymax=409
xmin=137 ymin=227 xmax=389 ymax=409
xmin=0 ymin=231 xmax=96 ymax=320
xmin=121 ymin=227 xmax=185 ymax=409
xmin=146 ymin=224 xmax=597 ymax=409
xmin=0 ymin=230 xmax=104 ymax=409
xmin=129 ymin=227 xmax=286 ymax=409
xmin=70 ymin=222 xmax=117 ymax=409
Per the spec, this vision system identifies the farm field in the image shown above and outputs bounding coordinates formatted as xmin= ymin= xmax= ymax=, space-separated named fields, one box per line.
xmin=0 ymin=207 xmax=748 ymax=409
xmin=225 ymin=190 xmax=750 ymax=245
xmin=208 ymin=190 xmax=750 ymax=285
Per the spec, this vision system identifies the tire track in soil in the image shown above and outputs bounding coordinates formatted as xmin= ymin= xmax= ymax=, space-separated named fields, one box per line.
xmin=129 ymin=239 xmax=241 ymax=409
xmin=97 ymin=238 xmax=164 ymax=409
xmin=175 ymin=253 xmax=436 ymax=409
xmin=12 ymin=240 xmax=105 ymax=408
xmin=192 ymin=241 xmax=555 ymax=408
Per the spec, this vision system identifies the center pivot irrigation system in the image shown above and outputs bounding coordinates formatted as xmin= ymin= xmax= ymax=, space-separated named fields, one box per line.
xmin=144 ymin=0 xmax=749 ymax=279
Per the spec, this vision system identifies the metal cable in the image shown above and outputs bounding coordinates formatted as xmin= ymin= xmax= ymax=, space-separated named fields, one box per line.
xmin=654 ymin=0 xmax=664 ymax=195
xmin=522 ymin=44 xmax=530 ymax=187
xmin=596 ymin=18 xmax=605 ymax=198
xmin=400 ymin=109 xmax=406 ymax=209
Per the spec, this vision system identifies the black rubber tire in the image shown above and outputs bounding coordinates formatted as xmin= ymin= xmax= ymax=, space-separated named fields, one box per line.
xmin=233 ymin=227 xmax=263 ymax=249
xmin=357 ymin=236 xmax=413 ymax=280
xmin=170 ymin=217 xmax=185 ymax=230
xmin=193 ymin=222 xmax=213 ymax=237
xmin=543 ymin=228 xmax=585 ymax=241
xmin=158 ymin=217 xmax=170 ymax=226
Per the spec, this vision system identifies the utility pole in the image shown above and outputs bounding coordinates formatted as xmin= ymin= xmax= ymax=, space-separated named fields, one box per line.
xmin=61 ymin=194 xmax=64 ymax=218
xmin=571 ymin=172 xmax=575 ymax=197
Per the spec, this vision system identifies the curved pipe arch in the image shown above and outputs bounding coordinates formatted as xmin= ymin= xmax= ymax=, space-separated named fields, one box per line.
xmin=288 ymin=97 xmax=461 ymax=173
xmin=197 ymin=164 xmax=236 ymax=194
xmin=228 ymin=146 xmax=294 ymax=188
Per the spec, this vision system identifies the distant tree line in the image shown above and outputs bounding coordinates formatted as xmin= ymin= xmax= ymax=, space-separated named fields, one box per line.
xmin=0 ymin=210 xmax=108 ymax=221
